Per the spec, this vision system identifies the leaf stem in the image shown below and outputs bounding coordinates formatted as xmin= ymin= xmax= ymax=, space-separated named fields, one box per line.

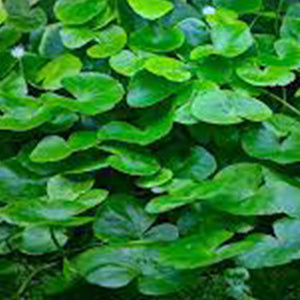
xmin=267 ymin=92 xmax=300 ymax=117
xmin=275 ymin=0 xmax=284 ymax=34
xmin=15 ymin=262 xmax=58 ymax=299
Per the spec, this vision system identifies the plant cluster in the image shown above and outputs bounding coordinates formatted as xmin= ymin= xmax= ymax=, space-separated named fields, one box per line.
xmin=0 ymin=0 xmax=300 ymax=299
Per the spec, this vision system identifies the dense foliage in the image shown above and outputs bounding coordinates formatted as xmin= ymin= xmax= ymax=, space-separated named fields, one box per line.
xmin=0 ymin=0 xmax=300 ymax=299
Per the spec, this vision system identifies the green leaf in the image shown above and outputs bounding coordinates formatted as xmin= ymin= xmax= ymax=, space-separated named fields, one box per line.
xmin=54 ymin=0 xmax=107 ymax=25
xmin=47 ymin=174 xmax=94 ymax=200
xmin=109 ymin=50 xmax=146 ymax=77
xmin=207 ymin=11 xmax=253 ymax=57
xmin=190 ymin=44 xmax=216 ymax=60
xmin=87 ymin=265 xmax=137 ymax=288
xmin=258 ymin=38 xmax=300 ymax=70
xmin=0 ymin=0 xmax=7 ymax=24
xmin=37 ymin=53 xmax=82 ymax=90
xmin=159 ymin=228 xmax=255 ymax=269
xmin=143 ymin=223 xmax=179 ymax=242
xmin=213 ymin=0 xmax=262 ymax=14
xmin=39 ymin=24 xmax=65 ymax=59
xmin=0 ymin=159 xmax=46 ymax=204
xmin=0 ymin=71 xmax=27 ymax=96
xmin=30 ymin=136 xmax=72 ymax=163
xmin=238 ymin=218 xmax=300 ymax=268
xmin=100 ymin=144 xmax=160 ymax=176
xmin=127 ymin=0 xmax=173 ymax=20
xmin=0 ymin=223 xmax=16 ymax=254
xmin=6 ymin=5 xmax=47 ymax=32
xmin=146 ymin=162 xmax=300 ymax=216
xmin=94 ymin=194 xmax=156 ymax=242
xmin=19 ymin=226 xmax=67 ymax=254
xmin=191 ymin=89 xmax=272 ymax=125
xmin=67 ymin=131 xmax=98 ymax=151
xmin=146 ymin=194 xmax=198 ymax=214
xmin=280 ymin=3 xmax=300 ymax=42
xmin=129 ymin=25 xmax=185 ymax=53
xmin=60 ymin=27 xmax=96 ymax=49
xmin=242 ymin=114 xmax=300 ymax=164
xmin=0 ymin=189 xmax=108 ymax=226
xmin=87 ymin=25 xmax=127 ymax=58
xmin=97 ymin=103 xmax=174 ymax=145
xmin=73 ymin=244 xmax=188 ymax=295
xmin=62 ymin=72 xmax=124 ymax=115
xmin=127 ymin=71 xmax=179 ymax=107
xmin=199 ymin=164 xmax=300 ymax=218
xmin=195 ymin=56 xmax=234 ymax=84
xmin=145 ymin=57 xmax=191 ymax=82
xmin=237 ymin=62 xmax=295 ymax=87
xmin=174 ymin=146 xmax=217 ymax=181
xmin=0 ymin=26 xmax=21 ymax=52
xmin=136 ymin=168 xmax=173 ymax=189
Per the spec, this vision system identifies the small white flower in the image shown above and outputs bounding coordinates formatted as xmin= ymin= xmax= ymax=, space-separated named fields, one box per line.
xmin=151 ymin=187 xmax=165 ymax=194
xmin=11 ymin=45 xmax=25 ymax=59
xmin=202 ymin=5 xmax=216 ymax=16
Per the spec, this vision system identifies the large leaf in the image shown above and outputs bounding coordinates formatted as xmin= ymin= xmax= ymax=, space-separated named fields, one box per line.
xmin=5 ymin=0 xmax=47 ymax=32
xmin=237 ymin=61 xmax=295 ymax=87
xmin=87 ymin=25 xmax=127 ymax=58
xmin=171 ymin=146 xmax=217 ymax=181
xmin=0 ymin=159 xmax=46 ymax=204
xmin=109 ymin=50 xmax=147 ymax=77
xmin=100 ymin=144 xmax=160 ymax=176
xmin=145 ymin=57 xmax=191 ymax=82
xmin=97 ymin=103 xmax=174 ymax=145
xmin=258 ymin=38 xmax=300 ymax=70
xmin=242 ymin=114 xmax=300 ymax=164
xmin=93 ymin=194 xmax=156 ymax=242
xmin=129 ymin=25 xmax=185 ymax=53
xmin=30 ymin=136 xmax=72 ymax=163
xmin=127 ymin=71 xmax=179 ymax=107
xmin=238 ymin=218 xmax=300 ymax=268
xmin=191 ymin=88 xmax=272 ymax=125
xmin=47 ymin=174 xmax=94 ymax=200
xmin=127 ymin=0 xmax=173 ymax=20
xmin=136 ymin=168 xmax=173 ymax=189
xmin=207 ymin=10 xmax=253 ymax=57
xmin=54 ymin=0 xmax=107 ymax=25
xmin=37 ymin=53 xmax=82 ymax=90
xmin=39 ymin=24 xmax=65 ymax=59
xmin=0 ymin=189 xmax=108 ymax=226
xmin=280 ymin=3 xmax=300 ymax=42
xmin=146 ymin=163 xmax=300 ymax=217
xmin=19 ymin=226 xmax=68 ymax=254
xmin=159 ymin=227 xmax=256 ymax=269
xmin=62 ymin=72 xmax=124 ymax=115
xmin=73 ymin=244 xmax=190 ymax=295
xmin=60 ymin=26 xmax=96 ymax=49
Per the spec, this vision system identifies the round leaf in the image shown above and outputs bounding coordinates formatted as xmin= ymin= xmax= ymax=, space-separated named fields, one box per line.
xmin=127 ymin=0 xmax=173 ymax=20
xmin=54 ymin=0 xmax=107 ymax=25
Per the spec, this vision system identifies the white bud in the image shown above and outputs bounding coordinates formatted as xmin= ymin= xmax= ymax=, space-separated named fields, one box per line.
xmin=202 ymin=6 xmax=216 ymax=16
xmin=11 ymin=45 xmax=25 ymax=59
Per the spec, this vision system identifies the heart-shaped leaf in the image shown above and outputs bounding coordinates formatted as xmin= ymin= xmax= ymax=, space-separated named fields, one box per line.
xmin=62 ymin=72 xmax=124 ymax=115
xmin=87 ymin=25 xmax=127 ymax=58
xmin=191 ymin=88 xmax=272 ymax=125
xmin=37 ymin=53 xmax=82 ymax=90
xmin=242 ymin=114 xmax=300 ymax=164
